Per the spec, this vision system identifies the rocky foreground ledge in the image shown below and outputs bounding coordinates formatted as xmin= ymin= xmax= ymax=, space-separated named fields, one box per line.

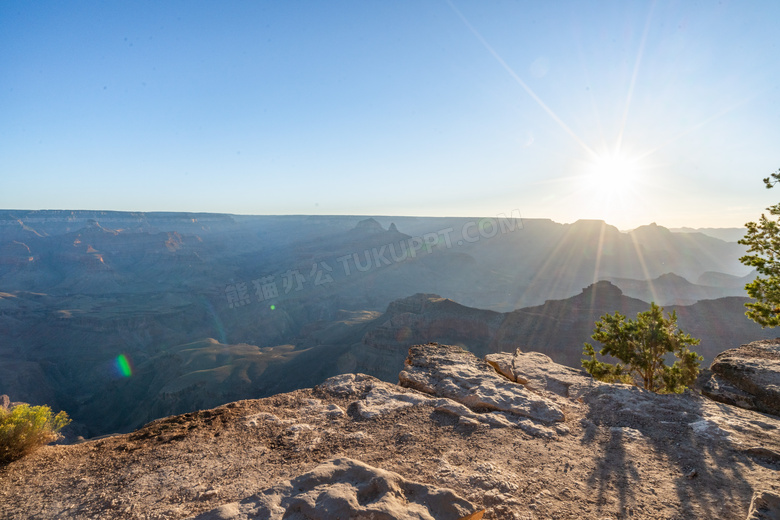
xmin=702 ymin=338 xmax=780 ymax=418
xmin=2 ymin=343 xmax=780 ymax=519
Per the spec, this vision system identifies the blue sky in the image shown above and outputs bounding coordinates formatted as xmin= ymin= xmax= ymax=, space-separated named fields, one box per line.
xmin=2 ymin=1 xmax=779 ymax=229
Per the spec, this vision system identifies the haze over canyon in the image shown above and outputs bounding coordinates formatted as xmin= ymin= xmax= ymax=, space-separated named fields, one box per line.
xmin=0 ymin=210 xmax=768 ymax=437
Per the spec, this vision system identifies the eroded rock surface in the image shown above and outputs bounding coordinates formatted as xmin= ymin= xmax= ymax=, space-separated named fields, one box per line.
xmin=486 ymin=349 xmax=598 ymax=399
xmin=191 ymin=457 xmax=478 ymax=520
xmin=318 ymin=372 xmax=560 ymax=437
xmin=702 ymin=339 xmax=780 ymax=417
xmin=747 ymin=491 xmax=780 ymax=520
xmin=399 ymin=343 xmax=565 ymax=424
xmin=2 ymin=343 xmax=780 ymax=520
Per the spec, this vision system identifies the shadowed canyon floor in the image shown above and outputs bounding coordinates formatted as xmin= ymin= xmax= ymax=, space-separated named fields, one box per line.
xmin=1 ymin=344 xmax=779 ymax=519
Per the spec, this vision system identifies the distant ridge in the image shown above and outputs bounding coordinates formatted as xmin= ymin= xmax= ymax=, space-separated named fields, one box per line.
xmin=353 ymin=217 xmax=385 ymax=233
xmin=0 ymin=209 xmax=235 ymax=221
xmin=669 ymin=226 xmax=747 ymax=242
xmin=605 ymin=271 xmax=748 ymax=305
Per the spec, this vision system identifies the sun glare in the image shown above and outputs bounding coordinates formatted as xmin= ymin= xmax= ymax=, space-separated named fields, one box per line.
xmin=585 ymin=152 xmax=640 ymax=192
xmin=569 ymin=150 xmax=649 ymax=227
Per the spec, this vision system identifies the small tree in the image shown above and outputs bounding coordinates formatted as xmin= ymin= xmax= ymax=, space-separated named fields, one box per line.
xmin=739 ymin=168 xmax=780 ymax=327
xmin=582 ymin=303 xmax=702 ymax=393
xmin=0 ymin=404 xmax=71 ymax=463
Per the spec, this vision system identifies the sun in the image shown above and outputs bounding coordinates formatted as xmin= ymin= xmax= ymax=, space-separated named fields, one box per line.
xmin=569 ymin=149 xmax=649 ymax=227
xmin=584 ymin=152 xmax=641 ymax=194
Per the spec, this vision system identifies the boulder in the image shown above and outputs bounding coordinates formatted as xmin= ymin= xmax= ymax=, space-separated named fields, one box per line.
xmin=399 ymin=343 xmax=564 ymax=424
xmin=0 ymin=394 xmax=9 ymax=410
xmin=700 ymin=371 xmax=760 ymax=410
xmin=486 ymin=349 xmax=598 ymax=399
xmin=315 ymin=373 xmax=380 ymax=397
xmin=191 ymin=457 xmax=478 ymax=520
xmin=743 ymin=447 xmax=780 ymax=464
xmin=702 ymin=339 xmax=780 ymax=417
xmin=317 ymin=373 xmax=559 ymax=437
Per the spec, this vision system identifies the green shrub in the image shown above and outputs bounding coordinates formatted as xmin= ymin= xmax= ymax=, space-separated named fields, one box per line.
xmin=0 ymin=404 xmax=71 ymax=463
xmin=582 ymin=302 xmax=703 ymax=394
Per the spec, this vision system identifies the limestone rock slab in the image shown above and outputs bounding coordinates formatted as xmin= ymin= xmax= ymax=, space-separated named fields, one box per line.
xmin=704 ymin=339 xmax=780 ymax=417
xmin=399 ymin=344 xmax=564 ymax=424
xmin=191 ymin=457 xmax=478 ymax=520
xmin=486 ymin=349 xmax=597 ymax=399
xmin=317 ymin=372 xmax=558 ymax=436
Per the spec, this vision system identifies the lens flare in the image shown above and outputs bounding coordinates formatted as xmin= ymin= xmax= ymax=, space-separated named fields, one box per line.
xmin=201 ymin=297 xmax=227 ymax=345
xmin=395 ymin=326 xmax=412 ymax=342
xmin=116 ymin=354 xmax=133 ymax=377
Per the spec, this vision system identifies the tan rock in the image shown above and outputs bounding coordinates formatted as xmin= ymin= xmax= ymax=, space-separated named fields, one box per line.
xmin=704 ymin=339 xmax=780 ymax=417
xmin=486 ymin=349 xmax=598 ymax=399
xmin=400 ymin=343 xmax=564 ymax=424
xmin=746 ymin=491 xmax=780 ymax=520
xmin=191 ymin=457 xmax=478 ymax=520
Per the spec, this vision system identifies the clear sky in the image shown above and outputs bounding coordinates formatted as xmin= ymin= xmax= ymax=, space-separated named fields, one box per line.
xmin=2 ymin=1 xmax=780 ymax=229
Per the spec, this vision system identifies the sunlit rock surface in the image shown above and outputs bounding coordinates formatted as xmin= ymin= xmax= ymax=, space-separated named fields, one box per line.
xmin=703 ymin=339 xmax=780 ymax=417
xmin=399 ymin=343 xmax=565 ymax=424
xmin=191 ymin=457 xmax=478 ymax=520
xmin=486 ymin=349 xmax=598 ymax=399
xmin=1 ymin=343 xmax=780 ymax=519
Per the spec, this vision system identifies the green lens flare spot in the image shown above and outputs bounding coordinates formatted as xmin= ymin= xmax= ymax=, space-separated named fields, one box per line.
xmin=270 ymin=305 xmax=276 ymax=310
xmin=116 ymin=354 xmax=133 ymax=377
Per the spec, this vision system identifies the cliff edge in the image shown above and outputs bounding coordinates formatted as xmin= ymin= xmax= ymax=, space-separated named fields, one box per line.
xmin=1 ymin=343 xmax=779 ymax=519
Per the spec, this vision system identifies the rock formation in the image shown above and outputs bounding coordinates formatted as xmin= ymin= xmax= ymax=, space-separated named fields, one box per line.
xmin=399 ymin=344 xmax=565 ymax=425
xmin=747 ymin=491 xmax=780 ymax=520
xmin=1 ymin=343 xmax=779 ymax=520
xmin=485 ymin=349 xmax=597 ymax=399
xmin=192 ymin=457 xmax=479 ymax=520
xmin=353 ymin=217 xmax=386 ymax=233
xmin=702 ymin=339 xmax=780 ymax=417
